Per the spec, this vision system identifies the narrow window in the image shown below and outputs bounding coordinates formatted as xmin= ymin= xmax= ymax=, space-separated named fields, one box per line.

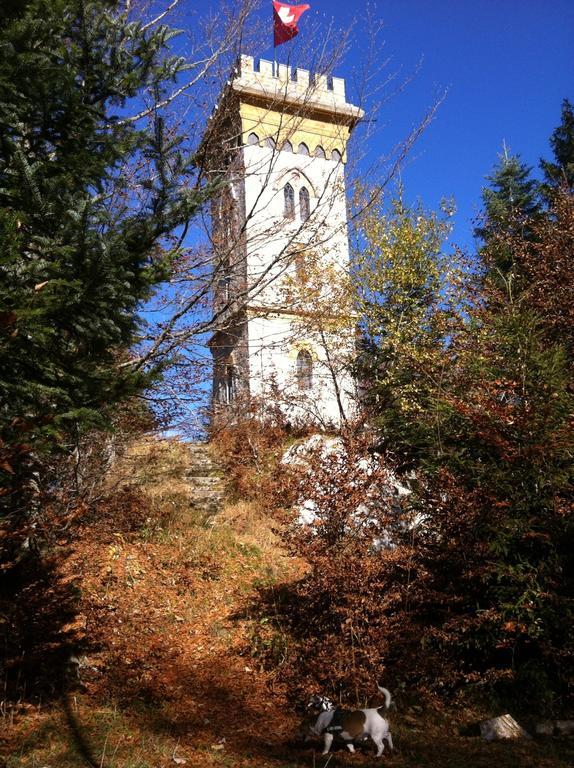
xmin=314 ymin=145 xmax=326 ymax=158
xmin=247 ymin=132 xmax=259 ymax=145
xmin=299 ymin=186 xmax=310 ymax=221
xmin=296 ymin=350 xmax=313 ymax=391
xmin=283 ymin=140 xmax=293 ymax=153
xmin=266 ymin=136 xmax=276 ymax=149
xmin=298 ymin=142 xmax=309 ymax=155
xmin=284 ymin=183 xmax=295 ymax=218
xmin=217 ymin=361 xmax=236 ymax=404
xmin=224 ymin=364 xmax=236 ymax=402
xmin=217 ymin=257 xmax=231 ymax=303
xmin=331 ymin=148 xmax=342 ymax=162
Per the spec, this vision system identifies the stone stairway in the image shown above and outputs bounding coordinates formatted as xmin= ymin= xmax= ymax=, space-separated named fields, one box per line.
xmin=186 ymin=443 xmax=226 ymax=521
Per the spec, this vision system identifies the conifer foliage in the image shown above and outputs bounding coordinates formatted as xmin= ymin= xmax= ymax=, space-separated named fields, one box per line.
xmin=0 ymin=1 xmax=208 ymax=517
xmin=541 ymin=99 xmax=574 ymax=194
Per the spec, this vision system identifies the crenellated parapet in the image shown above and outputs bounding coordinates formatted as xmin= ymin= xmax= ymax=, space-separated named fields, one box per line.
xmin=237 ymin=55 xmax=347 ymax=103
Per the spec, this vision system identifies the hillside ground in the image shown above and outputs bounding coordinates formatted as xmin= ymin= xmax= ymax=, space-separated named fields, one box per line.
xmin=1 ymin=438 xmax=573 ymax=768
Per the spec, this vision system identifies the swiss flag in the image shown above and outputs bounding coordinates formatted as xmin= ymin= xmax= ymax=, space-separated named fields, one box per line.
xmin=273 ymin=1 xmax=310 ymax=47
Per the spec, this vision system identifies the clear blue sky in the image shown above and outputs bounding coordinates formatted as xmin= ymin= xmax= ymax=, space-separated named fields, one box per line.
xmin=254 ymin=0 xmax=573 ymax=251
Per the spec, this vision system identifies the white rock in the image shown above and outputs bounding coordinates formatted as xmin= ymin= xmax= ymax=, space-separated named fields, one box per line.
xmin=281 ymin=434 xmax=344 ymax=467
xmin=296 ymin=499 xmax=319 ymax=525
xmin=479 ymin=714 xmax=531 ymax=742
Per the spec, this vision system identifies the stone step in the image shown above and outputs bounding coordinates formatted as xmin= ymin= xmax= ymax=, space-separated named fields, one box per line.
xmin=189 ymin=477 xmax=224 ymax=489
xmin=182 ymin=443 xmax=226 ymax=520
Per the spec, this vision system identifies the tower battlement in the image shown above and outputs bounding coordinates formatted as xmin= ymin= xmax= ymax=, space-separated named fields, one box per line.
xmin=230 ymin=55 xmax=362 ymax=124
xmin=237 ymin=54 xmax=346 ymax=100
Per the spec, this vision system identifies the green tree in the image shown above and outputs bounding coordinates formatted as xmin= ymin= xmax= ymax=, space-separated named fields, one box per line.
xmin=0 ymin=0 xmax=216 ymax=518
xmin=353 ymin=194 xmax=465 ymax=467
xmin=541 ymin=98 xmax=574 ymax=196
xmin=475 ymin=147 xmax=542 ymax=283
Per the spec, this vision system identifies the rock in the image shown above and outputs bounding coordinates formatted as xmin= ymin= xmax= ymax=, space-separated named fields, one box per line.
xmin=281 ymin=434 xmax=345 ymax=468
xmin=479 ymin=714 xmax=531 ymax=742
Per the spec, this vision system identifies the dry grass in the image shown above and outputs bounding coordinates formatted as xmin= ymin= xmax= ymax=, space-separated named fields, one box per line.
xmin=2 ymin=437 xmax=572 ymax=768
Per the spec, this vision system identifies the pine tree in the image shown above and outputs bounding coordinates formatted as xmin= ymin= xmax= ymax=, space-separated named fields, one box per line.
xmin=474 ymin=147 xmax=541 ymax=284
xmin=475 ymin=147 xmax=541 ymax=242
xmin=540 ymin=98 xmax=574 ymax=195
xmin=0 ymin=1 xmax=213 ymax=517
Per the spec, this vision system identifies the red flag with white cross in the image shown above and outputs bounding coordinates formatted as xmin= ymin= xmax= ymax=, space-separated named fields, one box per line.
xmin=273 ymin=1 xmax=310 ymax=47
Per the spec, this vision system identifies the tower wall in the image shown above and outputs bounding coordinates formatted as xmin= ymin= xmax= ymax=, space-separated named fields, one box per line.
xmin=205 ymin=57 xmax=364 ymax=426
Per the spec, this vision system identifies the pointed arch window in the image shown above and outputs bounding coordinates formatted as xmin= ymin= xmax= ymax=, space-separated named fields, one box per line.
xmin=296 ymin=350 xmax=313 ymax=391
xmin=284 ymin=183 xmax=295 ymax=218
xmin=298 ymin=142 xmax=309 ymax=155
xmin=299 ymin=186 xmax=310 ymax=221
xmin=283 ymin=140 xmax=293 ymax=153
xmin=314 ymin=145 xmax=326 ymax=158
xmin=247 ymin=132 xmax=259 ymax=145
xmin=331 ymin=148 xmax=342 ymax=162
xmin=266 ymin=136 xmax=276 ymax=150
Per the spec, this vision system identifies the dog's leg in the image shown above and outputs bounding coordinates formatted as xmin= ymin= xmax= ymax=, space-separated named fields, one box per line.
xmin=345 ymin=742 xmax=356 ymax=753
xmin=373 ymin=736 xmax=385 ymax=757
xmin=321 ymin=732 xmax=334 ymax=755
xmin=386 ymin=732 xmax=394 ymax=751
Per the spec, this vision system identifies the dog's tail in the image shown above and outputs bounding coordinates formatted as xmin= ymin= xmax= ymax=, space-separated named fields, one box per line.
xmin=376 ymin=684 xmax=392 ymax=710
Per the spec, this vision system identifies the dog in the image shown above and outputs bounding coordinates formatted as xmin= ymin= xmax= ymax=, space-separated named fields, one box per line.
xmin=303 ymin=684 xmax=393 ymax=757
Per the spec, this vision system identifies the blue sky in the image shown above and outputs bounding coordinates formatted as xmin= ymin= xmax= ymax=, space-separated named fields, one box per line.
xmin=255 ymin=0 xmax=573 ymax=251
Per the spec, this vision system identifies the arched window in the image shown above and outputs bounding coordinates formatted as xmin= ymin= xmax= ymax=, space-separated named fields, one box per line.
xmin=266 ymin=136 xmax=276 ymax=150
xmin=283 ymin=140 xmax=293 ymax=153
xmin=284 ymin=183 xmax=295 ymax=218
xmin=247 ymin=132 xmax=259 ymax=145
xmin=296 ymin=350 xmax=313 ymax=391
xmin=314 ymin=145 xmax=326 ymax=158
xmin=298 ymin=142 xmax=309 ymax=155
xmin=299 ymin=186 xmax=310 ymax=221
xmin=331 ymin=148 xmax=342 ymax=162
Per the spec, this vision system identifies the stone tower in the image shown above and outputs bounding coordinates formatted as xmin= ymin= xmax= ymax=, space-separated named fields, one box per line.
xmin=201 ymin=55 xmax=364 ymax=426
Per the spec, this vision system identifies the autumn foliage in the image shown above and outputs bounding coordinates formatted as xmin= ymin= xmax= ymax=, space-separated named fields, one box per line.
xmin=250 ymin=187 xmax=574 ymax=715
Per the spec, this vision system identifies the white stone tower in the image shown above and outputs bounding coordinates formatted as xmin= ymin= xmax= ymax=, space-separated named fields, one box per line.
xmin=201 ymin=55 xmax=364 ymax=426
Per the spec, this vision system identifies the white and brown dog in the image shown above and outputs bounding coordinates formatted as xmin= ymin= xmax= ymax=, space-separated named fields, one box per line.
xmin=303 ymin=684 xmax=393 ymax=757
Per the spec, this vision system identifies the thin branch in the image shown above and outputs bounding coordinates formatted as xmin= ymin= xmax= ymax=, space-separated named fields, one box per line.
xmin=141 ymin=0 xmax=181 ymax=32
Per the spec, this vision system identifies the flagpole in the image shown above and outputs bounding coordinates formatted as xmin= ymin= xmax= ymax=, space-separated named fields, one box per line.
xmin=273 ymin=9 xmax=277 ymax=76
